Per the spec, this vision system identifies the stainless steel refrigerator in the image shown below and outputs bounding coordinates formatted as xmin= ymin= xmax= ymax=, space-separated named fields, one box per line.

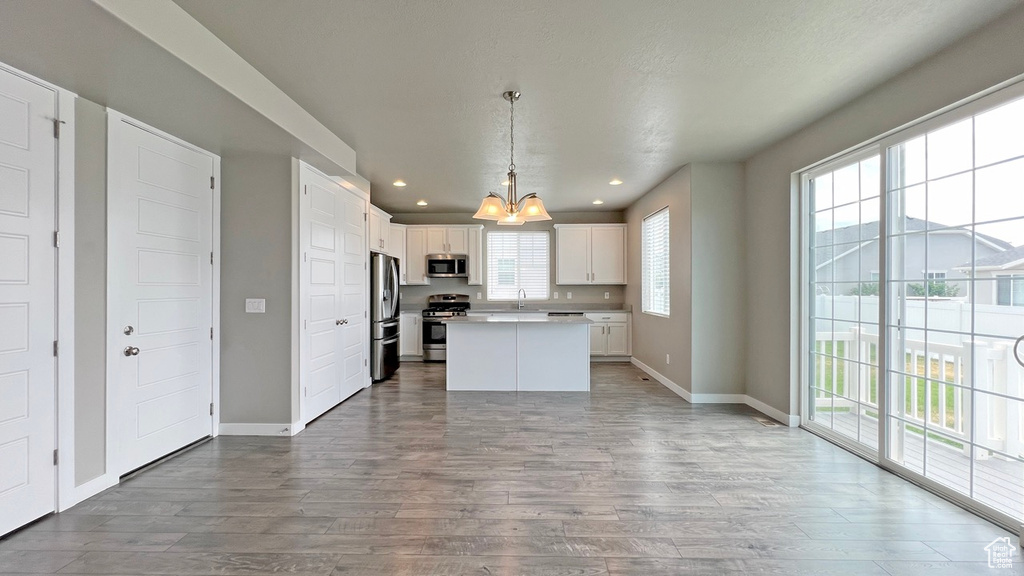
xmin=370 ymin=252 xmax=400 ymax=381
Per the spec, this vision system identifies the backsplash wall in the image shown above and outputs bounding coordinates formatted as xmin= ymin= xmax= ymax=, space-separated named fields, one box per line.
xmin=390 ymin=211 xmax=627 ymax=309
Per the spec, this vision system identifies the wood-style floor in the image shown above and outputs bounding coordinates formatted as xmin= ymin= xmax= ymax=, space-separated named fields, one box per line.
xmin=1 ymin=362 xmax=1019 ymax=575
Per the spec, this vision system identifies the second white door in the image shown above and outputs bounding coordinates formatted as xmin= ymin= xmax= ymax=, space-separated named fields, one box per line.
xmin=108 ymin=113 xmax=216 ymax=475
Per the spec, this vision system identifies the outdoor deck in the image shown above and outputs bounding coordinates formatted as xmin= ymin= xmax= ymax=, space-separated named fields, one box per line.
xmin=828 ymin=411 xmax=1024 ymax=520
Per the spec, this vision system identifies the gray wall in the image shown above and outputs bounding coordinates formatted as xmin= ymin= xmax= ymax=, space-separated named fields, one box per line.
xmin=625 ymin=165 xmax=693 ymax=392
xmin=744 ymin=5 xmax=1024 ymax=416
xmin=691 ymin=163 xmax=746 ymax=396
xmin=391 ymin=211 xmax=627 ymax=309
xmin=73 ymin=97 xmax=107 ymax=485
xmin=219 ymin=152 xmax=294 ymax=424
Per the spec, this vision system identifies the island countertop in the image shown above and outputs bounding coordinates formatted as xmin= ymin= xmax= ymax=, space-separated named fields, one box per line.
xmin=443 ymin=315 xmax=592 ymax=324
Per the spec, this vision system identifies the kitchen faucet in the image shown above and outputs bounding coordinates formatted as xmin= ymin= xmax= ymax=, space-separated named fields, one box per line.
xmin=517 ymin=288 xmax=527 ymax=310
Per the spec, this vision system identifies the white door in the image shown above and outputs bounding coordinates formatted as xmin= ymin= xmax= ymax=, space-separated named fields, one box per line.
xmin=405 ymin=227 xmax=428 ymax=284
xmin=606 ymin=323 xmax=629 ymax=356
xmin=589 ymin=324 xmax=606 ymax=356
xmin=300 ymin=165 xmax=367 ymax=423
xmin=338 ymin=191 xmax=368 ymax=399
xmin=447 ymin=226 xmax=468 ymax=254
xmin=557 ymin=227 xmax=590 ymax=284
xmin=0 ymin=68 xmax=57 ymax=536
xmin=426 ymin=227 xmax=447 ymax=253
xmin=591 ymin=226 xmax=625 ymax=284
xmin=108 ymin=115 xmax=215 ymax=475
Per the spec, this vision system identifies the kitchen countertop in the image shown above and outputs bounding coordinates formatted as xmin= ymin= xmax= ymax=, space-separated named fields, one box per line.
xmin=443 ymin=315 xmax=593 ymax=324
xmin=400 ymin=304 xmax=630 ymax=313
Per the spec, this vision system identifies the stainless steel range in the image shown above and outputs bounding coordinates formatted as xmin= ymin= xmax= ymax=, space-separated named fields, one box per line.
xmin=421 ymin=294 xmax=470 ymax=362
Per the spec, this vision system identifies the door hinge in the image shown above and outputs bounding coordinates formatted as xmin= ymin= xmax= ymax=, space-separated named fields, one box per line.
xmin=53 ymin=340 xmax=58 ymax=357
xmin=303 ymin=387 xmax=307 ymax=397
xmin=209 ymin=402 xmax=214 ymax=415
xmin=53 ymin=449 xmax=59 ymax=465
xmin=210 ymin=327 xmax=214 ymax=340
xmin=210 ymin=252 xmax=214 ymax=265
xmin=210 ymin=176 xmax=215 ymax=190
xmin=363 ymin=212 xmax=367 ymax=221
xmin=53 ymin=231 xmax=60 ymax=248
xmin=53 ymin=118 xmax=65 ymax=139
xmin=303 ymin=185 xmax=308 ymax=195
xmin=364 ymin=358 xmax=368 ymax=366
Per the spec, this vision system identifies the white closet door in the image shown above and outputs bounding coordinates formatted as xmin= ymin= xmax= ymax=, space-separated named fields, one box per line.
xmin=300 ymin=165 xmax=367 ymax=424
xmin=108 ymin=114 xmax=215 ymax=475
xmin=0 ymin=67 xmax=57 ymax=536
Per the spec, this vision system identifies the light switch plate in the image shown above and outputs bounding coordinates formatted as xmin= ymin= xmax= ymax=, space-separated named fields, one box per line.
xmin=245 ymin=298 xmax=266 ymax=313
xmin=604 ymin=292 xmax=610 ymax=299
xmin=567 ymin=292 xmax=572 ymax=299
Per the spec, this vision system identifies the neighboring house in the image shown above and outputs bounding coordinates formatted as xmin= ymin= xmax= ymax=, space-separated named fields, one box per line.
xmin=956 ymin=244 xmax=1024 ymax=306
xmin=815 ymin=217 xmax=1013 ymax=296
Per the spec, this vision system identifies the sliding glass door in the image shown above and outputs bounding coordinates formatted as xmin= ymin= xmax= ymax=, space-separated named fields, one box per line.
xmin=804 ymin=82 xmax=1024 ymax=528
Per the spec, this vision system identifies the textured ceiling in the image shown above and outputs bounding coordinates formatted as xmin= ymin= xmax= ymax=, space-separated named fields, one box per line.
xmin=175 ymin=0 xmax=1020 ymax=213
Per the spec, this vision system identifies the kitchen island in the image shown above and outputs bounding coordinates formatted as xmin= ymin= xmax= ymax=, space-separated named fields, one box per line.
xmin=443 ymin=315 xmax=592 ymax=391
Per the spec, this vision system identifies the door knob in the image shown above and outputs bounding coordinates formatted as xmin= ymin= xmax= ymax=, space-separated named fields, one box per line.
xmin=123 ymin=325 xmax=134 ymax=335
xmin=336 ymin=319 xmax=348 ymax=326
xmin=123 ymin=346 xmax=140 ymax=357
xmin=1014 ymin=335 xmax=1024 ymax=368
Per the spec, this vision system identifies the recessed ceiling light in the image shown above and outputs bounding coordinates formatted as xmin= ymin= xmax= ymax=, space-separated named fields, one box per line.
xmin=592 ymin=199 xmax=604 ymax=205
xmin=416 ymin=200 xmax=428 ymax=206
xmin=609 ymin=179 xmax=623 ymax=186
xmin=393 ymin=180 xmax=407 ymax=187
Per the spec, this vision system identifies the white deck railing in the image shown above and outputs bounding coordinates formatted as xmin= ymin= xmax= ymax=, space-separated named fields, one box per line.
xmin=815 ymin=327 xmax=1023 ymax=459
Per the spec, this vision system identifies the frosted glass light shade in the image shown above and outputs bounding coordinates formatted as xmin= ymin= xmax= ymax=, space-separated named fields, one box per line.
xmin=496 ymin=212 xmax=525 ymax=225
xmin=473 ymin=195 xmax=505 ymax=220
xmin=520 ymin=196 xmax=551 ymax=221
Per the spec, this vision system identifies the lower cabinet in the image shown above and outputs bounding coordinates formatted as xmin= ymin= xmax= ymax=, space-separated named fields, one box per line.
xmin=586 ymin=312 xmax=630 ymax=357
xmin=399 ymin=312 xmax=422 ymax=357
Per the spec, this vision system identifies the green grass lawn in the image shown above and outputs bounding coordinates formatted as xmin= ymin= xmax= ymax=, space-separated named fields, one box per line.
xmin=814 ymin=341 xmax=960 ymax=430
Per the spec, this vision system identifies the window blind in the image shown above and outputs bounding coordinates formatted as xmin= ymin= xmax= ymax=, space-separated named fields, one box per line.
xmin=642 ymin=208 xmax=670 ymax=316
xmin=486 ymin=231 xmax=550 ymax=300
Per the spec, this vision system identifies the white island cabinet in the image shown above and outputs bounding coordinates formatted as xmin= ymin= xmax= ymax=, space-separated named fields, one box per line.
xmin=444 ymin=315 xmax=592 ymax=392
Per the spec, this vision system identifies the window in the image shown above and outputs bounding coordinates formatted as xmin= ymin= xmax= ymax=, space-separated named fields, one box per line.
xmin=996 ymin=274 xmax=1024 ymax=306
xmin=642 ymin=208 xmax=670 ymax=316
xmin=486 ymin=231 xmax=549 ymax=300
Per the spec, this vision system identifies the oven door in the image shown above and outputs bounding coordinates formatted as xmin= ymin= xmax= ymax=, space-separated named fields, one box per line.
xmin=422 ymin=318 xmax=446 ymax=348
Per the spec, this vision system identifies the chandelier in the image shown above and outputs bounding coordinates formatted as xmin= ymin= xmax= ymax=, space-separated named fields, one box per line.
xmin=473 ymin=90 xmax=551 ymax=225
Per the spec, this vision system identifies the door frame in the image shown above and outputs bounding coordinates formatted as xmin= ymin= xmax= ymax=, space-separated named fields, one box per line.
xmin=0 ymin=62 xmax=80 ymax=513
xmin=104 ymin=109 xmax=221 ymax=478
xmin=291 ymin=159 xmax=370 ymax=431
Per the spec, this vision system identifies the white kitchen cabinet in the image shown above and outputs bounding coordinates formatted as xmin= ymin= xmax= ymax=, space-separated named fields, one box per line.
xmin=399 ymin=312 xmax=422 ymax=356
xmin=369 ymin=205 xmax=392 ymax=254
xmin=404 ymin=226 xmax=429 ymax=285
xmin=390 ymin=224 xmax=407 ymax=284
xmin=425 ymin=226 xmax=468 ymax=254
xmin=467 ymin=226 xmax=483 ymax=285
xmin=554 ymin=224 xmax=626 ymax=285
xmin=586 ymin=312 xmax=631 ymax=357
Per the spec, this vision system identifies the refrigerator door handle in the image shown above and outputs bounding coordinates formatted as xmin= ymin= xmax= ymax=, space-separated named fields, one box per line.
xmin=389 ymin=257 xmax=400 ymax=319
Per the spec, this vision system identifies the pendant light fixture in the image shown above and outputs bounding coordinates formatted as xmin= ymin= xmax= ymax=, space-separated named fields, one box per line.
xmin=474 ymin=90 xmax=551 ymax=225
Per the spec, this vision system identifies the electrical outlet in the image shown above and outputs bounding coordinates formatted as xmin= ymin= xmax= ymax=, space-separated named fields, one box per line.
xmin=553 ymin=292 xmax=559 ymax=299
xmin=476 ymin=292 xmax=482 ymax=299
xmin=245 ymin=298 xmax=266 ymax=314
xmin=567 ymin=292 xmax=572 ymax=299
xmin=604 ymin=291 xmax=610 ymax=299
xmin=666 ymin=354 xmax=670 ymax=365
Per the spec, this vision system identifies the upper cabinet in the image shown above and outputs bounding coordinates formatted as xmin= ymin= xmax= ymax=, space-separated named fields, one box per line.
xmin=405 ymin=226 xmax=429 ymax=285
xmin=425 ymin=226 xmax=468 ymax=254
xmin=390 ymin=224 xmax=407 ymax=283
xmin=404 ymin=225 xmax=483 ymax=286
xmin=368 ymin=205 xmax=391 ymax=254
xmin=554 ymin=224 xmax=627 ymax=285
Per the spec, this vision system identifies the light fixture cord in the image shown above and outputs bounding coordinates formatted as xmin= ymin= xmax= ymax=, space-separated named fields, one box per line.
xmin=509 ymin=96 xmax=515 ymax=173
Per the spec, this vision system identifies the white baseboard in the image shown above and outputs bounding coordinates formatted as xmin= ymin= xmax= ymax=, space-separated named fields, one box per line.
xmin=630 ymin=357 xmax=692 ymax=402
xmin=630 ymin=357 xmax=798 ymax=427
xmin=745 ymin=394 xmax=800 ymax=427
xmin=219 ymin=422 xmax=299 ymax=436
xmin=59 ymin=472 xmax=118 ymax=512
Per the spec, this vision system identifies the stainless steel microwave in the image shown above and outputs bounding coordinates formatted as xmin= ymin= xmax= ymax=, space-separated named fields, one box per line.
xmin=426 ymin=254 xmax=468 ymax=278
